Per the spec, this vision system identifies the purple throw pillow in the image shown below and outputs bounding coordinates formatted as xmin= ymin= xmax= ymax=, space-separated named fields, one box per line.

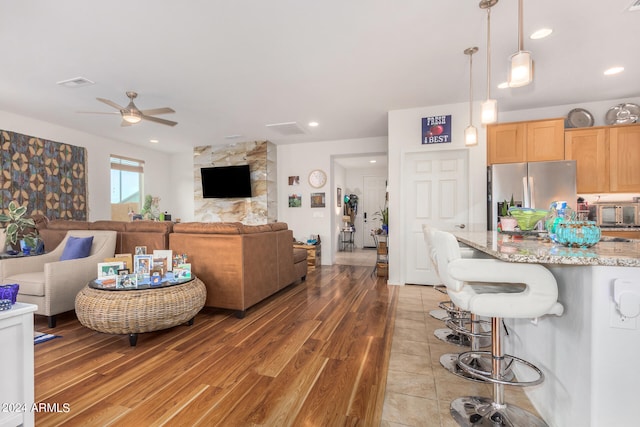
xmin=60 ymin=236 xmax=94 ymax=261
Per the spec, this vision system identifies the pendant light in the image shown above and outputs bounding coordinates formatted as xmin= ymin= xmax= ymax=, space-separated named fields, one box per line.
xmin=480 ymin=0 xmax=498 ymax=124
xmin=464 ymin=47 xmax=479 ymax=147
xmin=508 ymin=0 xmax=533 ymax=87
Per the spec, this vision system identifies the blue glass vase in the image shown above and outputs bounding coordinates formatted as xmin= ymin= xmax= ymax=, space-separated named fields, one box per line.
xmin=554 ymin=221 xmax=601 ymax=248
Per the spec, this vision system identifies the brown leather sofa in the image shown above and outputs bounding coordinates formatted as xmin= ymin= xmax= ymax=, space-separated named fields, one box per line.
xmin=170 ymin=222 xmax=307 ymax=317
xmin=34 ymin=218 xmax=307 ymax=318
xmin=37 ymin=219 xmax=172 ymax=254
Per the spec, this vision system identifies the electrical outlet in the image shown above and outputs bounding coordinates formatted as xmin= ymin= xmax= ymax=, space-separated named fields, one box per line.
xmin=610 ymin=302 xmax=637 ymax=330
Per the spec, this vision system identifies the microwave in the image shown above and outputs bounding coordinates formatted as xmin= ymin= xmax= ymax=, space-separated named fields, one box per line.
xmin=596 ymin=203 xmax=640 ymax=227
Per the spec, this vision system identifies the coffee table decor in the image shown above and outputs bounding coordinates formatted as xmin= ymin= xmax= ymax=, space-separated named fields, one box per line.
xmin=75 ymin=274 xmax=206 ymax=346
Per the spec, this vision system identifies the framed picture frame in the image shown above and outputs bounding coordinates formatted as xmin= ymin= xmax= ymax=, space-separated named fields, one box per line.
xmin=289 ymin=193 xmax=302 ymax=207
xmin=97 ymin=261 xmax=125 ymax=278
xmin=337 ymin=187 xmax=342 ymax=207
xmin=310 ymin=192 xmax=325 ymax=208
xmin=421 ymin=115 xmax=452 ymax=145
xmin=173 ymin=263 xmax=192 ymax=280
xmin=134 ymin=254 xmax=153 ymax=275
xmin=288 ymin=175 xmax=300 ymax=185
xmin=106 ymin=254 xmax=133 ymax=271
xmin=117 ymin=273 xmax=138 ymax=289
xmin=135 ymin=246 xmax=147 ymax=255
xmin=153 ymin=249 xmax=173 ymax=272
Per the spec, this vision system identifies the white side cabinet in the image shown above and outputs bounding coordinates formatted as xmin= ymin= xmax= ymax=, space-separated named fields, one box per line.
xmin=0 ymin=303 xmax=37 ymax=427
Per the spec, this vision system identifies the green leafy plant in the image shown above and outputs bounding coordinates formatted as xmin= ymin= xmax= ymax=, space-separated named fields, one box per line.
xmin=499 ymin=195 xmax=516 ymax=217
xmin=0 ymin=201 xmax=38 ymax=247
xmin=373 ymin=206 xmax=389 ymax=226
xmin=140 ymin=195 xmax=160 ymax=220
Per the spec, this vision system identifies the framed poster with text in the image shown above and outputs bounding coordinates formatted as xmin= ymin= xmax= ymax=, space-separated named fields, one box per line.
xmin=422 ymin=115 xmax=452 ymax=144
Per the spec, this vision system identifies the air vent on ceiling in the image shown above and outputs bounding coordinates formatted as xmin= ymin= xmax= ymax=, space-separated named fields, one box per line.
xmin=629 ymin=0 xmax=640 ymax=11
xmin=56 ymin=77 xmax=95 ymax=88
xmin=265 ymin=121 xmax=306 ymax=136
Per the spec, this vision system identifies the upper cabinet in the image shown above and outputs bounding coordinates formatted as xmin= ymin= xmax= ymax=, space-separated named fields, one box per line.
xmin=487 ymin=118 xmax=565 ymax=165
xmin=565 ymin=124 xmax=640 ymax=193
xmin=609 ymin=125 xmax=640 ymax=192
xmin=564 ymin=128 xmax=609 ymax=193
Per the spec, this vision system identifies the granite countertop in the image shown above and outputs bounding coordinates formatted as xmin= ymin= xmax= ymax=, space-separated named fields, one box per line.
xmin=452 ymin=230 xmax=640 ymax=267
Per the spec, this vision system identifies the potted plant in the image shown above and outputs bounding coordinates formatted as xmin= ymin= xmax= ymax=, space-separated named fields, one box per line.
xmin=374 ymin=206 xmax=389 ymax=234
xmin=0 ymin=201 xmax=39 ymax=252
xmin=499 ymin=196 xmax=518 ymax=231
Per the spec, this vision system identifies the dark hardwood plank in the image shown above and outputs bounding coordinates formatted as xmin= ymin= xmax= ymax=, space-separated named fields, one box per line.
xmin=33 ymin=264 xmax=397 ymax=426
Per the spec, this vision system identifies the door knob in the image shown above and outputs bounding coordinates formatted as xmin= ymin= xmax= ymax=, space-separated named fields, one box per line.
xmin=455 ymin=224 xmax=466 ymax=229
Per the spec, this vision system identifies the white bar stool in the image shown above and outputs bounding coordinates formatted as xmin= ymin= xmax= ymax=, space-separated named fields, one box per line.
xmin=433 ymin=230 xmax=563 ymax=427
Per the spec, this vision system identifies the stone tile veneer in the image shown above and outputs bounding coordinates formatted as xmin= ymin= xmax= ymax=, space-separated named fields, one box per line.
xmin=194 ymin=141 xmax=276 ymax=224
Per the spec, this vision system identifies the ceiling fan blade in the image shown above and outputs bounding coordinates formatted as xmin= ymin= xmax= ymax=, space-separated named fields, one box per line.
xmin=97 ymin=97 xmax=125 ymax=110
xmin=77 ymin=111 xmax=120 ymax=115
xmin=140 ymin=107 xmax=175 ymax=116
xmin=141 ymin=114 xmax=178 ymax=127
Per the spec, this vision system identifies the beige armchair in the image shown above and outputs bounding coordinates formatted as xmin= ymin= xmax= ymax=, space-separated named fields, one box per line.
xmin=0 ymin=230 xmax=117 ymax=327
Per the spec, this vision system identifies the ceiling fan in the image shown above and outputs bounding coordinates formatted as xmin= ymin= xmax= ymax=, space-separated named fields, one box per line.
xmin=83 ymin=91 xmax=177 ymax=127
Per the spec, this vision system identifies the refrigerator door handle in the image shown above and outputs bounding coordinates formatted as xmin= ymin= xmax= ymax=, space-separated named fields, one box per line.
xmin=529 ymin=176 xmax=535 ymax=209
xmin=523 ymin=176 xmax=530 ymax=208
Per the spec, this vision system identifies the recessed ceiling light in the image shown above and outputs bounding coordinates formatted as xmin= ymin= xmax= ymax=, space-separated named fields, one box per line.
xmin=149 ymin=139 xmax=159 ymax=144
xmin=530 ymin=28 xmax=553 ymax=40
xmin=225 ymin=134 xmax=243 ymax=139
xmin=497 ymin=81 xmax=510 ymax=89
xmin=308 ymin=121 xmax=319 ymax=127
xmin=369 ymin=160 xmax=377 ymax=163
xmin=604 ymin=66 xmax=624 ymax=76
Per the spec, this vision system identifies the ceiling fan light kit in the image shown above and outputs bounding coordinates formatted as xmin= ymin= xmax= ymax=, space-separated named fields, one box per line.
xmin=91 ymin=91 xmax=178 ymax=127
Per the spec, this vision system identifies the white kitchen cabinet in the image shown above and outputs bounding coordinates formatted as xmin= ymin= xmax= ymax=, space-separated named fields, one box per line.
xmin=0 ymin=302 xmax=37 ymax=427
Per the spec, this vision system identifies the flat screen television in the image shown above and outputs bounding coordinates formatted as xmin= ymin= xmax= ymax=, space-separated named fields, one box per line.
xmin=200 ymin=165 xmax=252 ymax=198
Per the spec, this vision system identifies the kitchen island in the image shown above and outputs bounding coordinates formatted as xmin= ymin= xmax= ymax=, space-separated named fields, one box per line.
xmin=451 ymin=230 xmax=639 ymax=427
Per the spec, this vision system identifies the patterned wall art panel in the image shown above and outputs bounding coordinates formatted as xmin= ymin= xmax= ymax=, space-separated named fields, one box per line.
xmin=0 ymin=129 xmax=87 ymax=220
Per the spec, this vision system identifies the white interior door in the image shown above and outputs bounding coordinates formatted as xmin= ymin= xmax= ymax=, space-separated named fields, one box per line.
xmin=362 ymin=176 xmax=387 ymax=247
xmin=403 ymin=150 xmax=469 ymax=285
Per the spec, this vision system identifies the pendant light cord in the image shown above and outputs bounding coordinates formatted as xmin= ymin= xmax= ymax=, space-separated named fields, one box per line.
xmin=518 ymin=0 xmax=524 ymax=51
xmin=486 ymin=7 xmax=491 ymax=100
xmin=469 ymin=52 xmax=473 ymax=124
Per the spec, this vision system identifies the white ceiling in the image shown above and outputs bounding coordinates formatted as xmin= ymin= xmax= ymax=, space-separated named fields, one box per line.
xmin=1 ymin=0 xmax=638 ymax=153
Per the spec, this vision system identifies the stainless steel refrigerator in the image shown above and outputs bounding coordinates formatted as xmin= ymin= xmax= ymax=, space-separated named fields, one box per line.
xmin=487 ymin=160 xmax=577 ymax=230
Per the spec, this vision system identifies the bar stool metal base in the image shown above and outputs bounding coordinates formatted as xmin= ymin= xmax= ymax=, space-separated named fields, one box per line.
xmin=440 ymin=353 xmax=514 ymax=383
xmin=450 ymin=396 xmax=548 ymax=426
xmin=429 ymin=308 xmax=448 ymax=321
xmin=434 ymin=328 xmax=471 ymax=347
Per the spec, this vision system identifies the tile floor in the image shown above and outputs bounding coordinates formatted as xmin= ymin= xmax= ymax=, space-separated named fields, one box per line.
xmin=380 ymin=285 xmax=540 ymax=427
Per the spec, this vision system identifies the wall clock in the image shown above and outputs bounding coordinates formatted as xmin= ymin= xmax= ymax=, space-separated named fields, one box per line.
xmin=308 ymin=169 xmax=327 ymax=188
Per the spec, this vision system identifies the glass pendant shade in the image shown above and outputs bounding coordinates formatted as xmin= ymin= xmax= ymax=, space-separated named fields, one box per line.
xmin=481 ymin=99 xmax=497 ymax=124
xmin=464 ymin=125 xmax=478 ymax=147
xmin=122 ymin=111 xmax=142 ymax=124
xmin=508 ymin=50 xmax=533 ymax=87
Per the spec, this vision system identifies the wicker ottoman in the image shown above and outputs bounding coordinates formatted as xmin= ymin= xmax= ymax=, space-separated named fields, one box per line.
xmin=75 ymin=276 xmax=206 ymax=346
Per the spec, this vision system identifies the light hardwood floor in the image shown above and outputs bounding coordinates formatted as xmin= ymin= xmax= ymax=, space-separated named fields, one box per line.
xmin=34 ymin=263 xmax=396 ymax=426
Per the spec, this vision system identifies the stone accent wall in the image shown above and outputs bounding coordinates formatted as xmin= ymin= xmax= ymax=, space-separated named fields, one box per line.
xmin=193 ymin=141 xmax=277 ymax=224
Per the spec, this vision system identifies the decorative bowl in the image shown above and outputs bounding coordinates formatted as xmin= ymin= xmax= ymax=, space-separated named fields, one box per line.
xmin=508 ymin=208 xmax=548 ymax=231
xmin=554 ymin=221 xmax=601 ymax=248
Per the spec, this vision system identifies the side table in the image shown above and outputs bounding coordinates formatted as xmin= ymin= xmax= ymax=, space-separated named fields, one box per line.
xmin=0 ymin=303 xmax=37 ymax=427
xmin=293 ymin=243 xmax=321 ymax=270
xmin=339 ymin=229 xmax=355 ymax=251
